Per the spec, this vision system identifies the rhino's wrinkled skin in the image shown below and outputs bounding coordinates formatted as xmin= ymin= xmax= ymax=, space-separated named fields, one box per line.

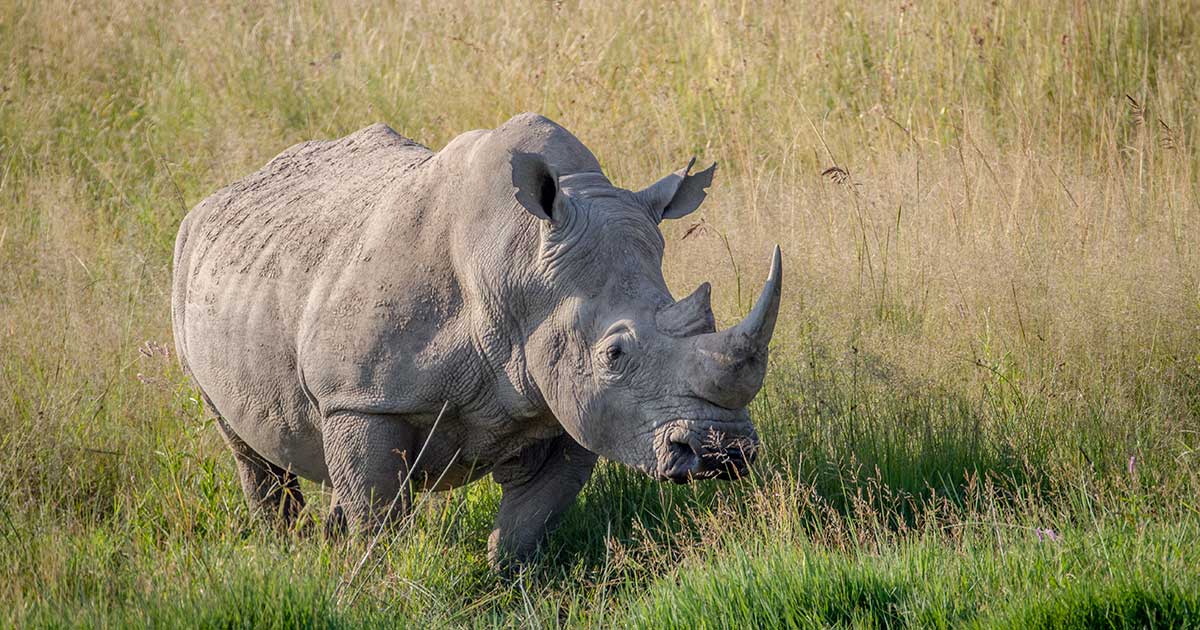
xmin=172 ymin=113 xmax=781 ymax=565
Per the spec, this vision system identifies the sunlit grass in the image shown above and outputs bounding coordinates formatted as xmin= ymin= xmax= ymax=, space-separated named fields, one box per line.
xmin=1 ymin=0 xmax=1198 ymax=626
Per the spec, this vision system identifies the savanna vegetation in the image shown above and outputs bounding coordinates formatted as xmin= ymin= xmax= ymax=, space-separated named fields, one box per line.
xmin=2 ymin=1 xmax=1198 ymax=627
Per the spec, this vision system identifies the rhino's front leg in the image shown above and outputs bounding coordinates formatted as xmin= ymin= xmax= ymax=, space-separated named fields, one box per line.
xmin=489 ymin=433 xmax=598 ymax=568
xmin=322 ymin=411 xmax=417 ymax=534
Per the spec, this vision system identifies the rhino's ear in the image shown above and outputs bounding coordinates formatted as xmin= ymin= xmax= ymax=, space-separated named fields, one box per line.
xmin=511 ymin=151 xmax=563 ymax=223
xmin=638 ymin=158 xmax=717 ymax=222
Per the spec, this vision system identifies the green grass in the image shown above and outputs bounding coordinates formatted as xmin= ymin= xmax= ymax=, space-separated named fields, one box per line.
xmin=629 ymin=525 xmax=1200 ymax=629
xmin=2 ymin=0 xmax=1199 ymax=627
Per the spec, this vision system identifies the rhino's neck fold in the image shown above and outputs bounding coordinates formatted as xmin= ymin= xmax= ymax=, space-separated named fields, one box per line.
xmin=558 ymin=171 xmax=611 ymax=196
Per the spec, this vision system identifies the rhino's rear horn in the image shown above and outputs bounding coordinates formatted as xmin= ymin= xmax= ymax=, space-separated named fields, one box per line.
xmin=685 ymin=246 xmax=782 ymax=409
xmin=657 ymin=282 xmax=716 ymax=337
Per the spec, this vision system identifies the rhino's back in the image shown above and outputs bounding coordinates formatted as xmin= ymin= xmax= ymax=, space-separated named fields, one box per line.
xmin=182 ymin=123 xmax=430 ymax=288
xmin=172 ymin=124 xmax=432 ymax=479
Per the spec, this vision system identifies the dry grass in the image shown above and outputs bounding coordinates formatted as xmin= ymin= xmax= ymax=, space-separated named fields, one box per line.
xmin=1 ymin=0 xmax=1199 ymax=626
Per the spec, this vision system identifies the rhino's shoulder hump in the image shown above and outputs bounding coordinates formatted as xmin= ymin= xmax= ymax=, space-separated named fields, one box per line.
xmin=488 ymin=113 xmax=602 ymax=175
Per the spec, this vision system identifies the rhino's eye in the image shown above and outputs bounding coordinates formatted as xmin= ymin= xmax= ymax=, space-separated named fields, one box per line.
xmin=600 ymin=341 xmax=631 ymax=374
xmin=597 ymin=322 xmax=636 ymax=376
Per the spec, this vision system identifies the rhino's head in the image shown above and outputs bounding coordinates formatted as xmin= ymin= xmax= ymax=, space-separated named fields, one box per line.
xmin=511 ymin=151 xmax=780 ymax=483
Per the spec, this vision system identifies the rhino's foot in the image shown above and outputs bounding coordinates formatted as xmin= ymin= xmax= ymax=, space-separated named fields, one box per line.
xmin=321 ymin=504 xmax=348 ymax=539
xmin=252 ymin=470 xmax=306 ymax=529
xmin=487 ymin=528 xmax=543 ymax=574
xmin=489 ymin=433 xmax=598 ymax=573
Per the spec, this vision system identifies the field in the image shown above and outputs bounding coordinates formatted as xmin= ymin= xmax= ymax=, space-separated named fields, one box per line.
xmin=2 ymin=0 xmax=1199 ymax=627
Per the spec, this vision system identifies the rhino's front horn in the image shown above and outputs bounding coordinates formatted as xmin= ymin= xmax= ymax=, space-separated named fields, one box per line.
xmin=728 ymin=244 xmax=783 ymax=351
xmin=685 ymin=246 xmax=782 ymax=409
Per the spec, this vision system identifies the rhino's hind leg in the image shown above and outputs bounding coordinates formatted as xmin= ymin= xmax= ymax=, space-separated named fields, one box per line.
xmin=213 ymin=415 xmax=306 ymax=527
xmin=489 ymin=433 xmax=598 ymax=569
xmin=322 ymin=411 xmax=416 ymax=534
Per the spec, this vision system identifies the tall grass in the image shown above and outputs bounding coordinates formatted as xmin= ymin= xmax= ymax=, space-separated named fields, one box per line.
xmin=1 ymin=0 xmax=1198 ymax=626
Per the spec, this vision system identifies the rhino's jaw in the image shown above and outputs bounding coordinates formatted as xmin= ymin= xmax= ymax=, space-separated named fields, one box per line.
xmin=652 ymin=416 xmax=760 ymax=484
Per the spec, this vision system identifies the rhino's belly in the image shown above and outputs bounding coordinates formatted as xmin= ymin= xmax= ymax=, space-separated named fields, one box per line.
xmin=406 ymin=416 xmax=563 ymax=491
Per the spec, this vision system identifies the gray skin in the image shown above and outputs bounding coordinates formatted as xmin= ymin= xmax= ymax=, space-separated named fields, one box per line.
xmin=171 ymin=113 xmax=782 ymax=566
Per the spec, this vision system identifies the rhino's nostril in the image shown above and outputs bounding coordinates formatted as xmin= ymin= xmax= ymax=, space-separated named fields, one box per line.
xmin=664 ymin=437 xmax=699 ymax=483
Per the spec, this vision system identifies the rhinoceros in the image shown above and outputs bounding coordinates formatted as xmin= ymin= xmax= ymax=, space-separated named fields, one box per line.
xmin=171 ymin=113 xmax=781 ymax=564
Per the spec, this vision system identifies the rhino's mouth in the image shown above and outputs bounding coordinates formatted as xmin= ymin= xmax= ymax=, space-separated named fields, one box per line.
xmin=653 ymin=417 xmax=760 ymax=484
